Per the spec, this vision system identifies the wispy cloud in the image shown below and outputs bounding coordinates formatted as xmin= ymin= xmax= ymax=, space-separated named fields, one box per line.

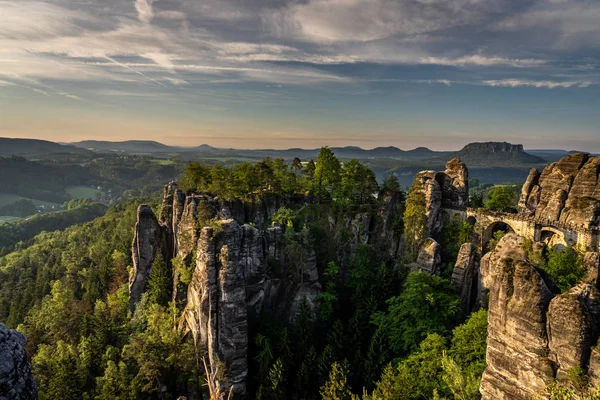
xmin=135 ymin=0 xmax=156 ymax=23
xmin=483 ymin=79 xmax=593 ymax=89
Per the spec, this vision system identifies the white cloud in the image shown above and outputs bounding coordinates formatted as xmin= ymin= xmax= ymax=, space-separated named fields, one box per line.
xmin=420 ymin=55 xmax=546 ymax=68
xmin=483 ymin=79 xmax=592 ymax=88
xmin=135 ymin=0 xmax=157 ymax=23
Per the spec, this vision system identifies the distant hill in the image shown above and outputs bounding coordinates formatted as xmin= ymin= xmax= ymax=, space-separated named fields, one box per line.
xmin=446 ymin=142 xmax=545 ymax=165
xmin=0 ymin=138 xmax=89 ymax=157
xmin=70 ymin=140 xmax=171 ymax=153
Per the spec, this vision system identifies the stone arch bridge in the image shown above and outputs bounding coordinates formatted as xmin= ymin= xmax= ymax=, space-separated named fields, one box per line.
xmin=446 ymin=207 xmax=600 ymax=251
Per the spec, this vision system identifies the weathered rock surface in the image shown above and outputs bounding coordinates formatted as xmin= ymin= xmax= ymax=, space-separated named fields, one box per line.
xmin=451 ymin=243 xmax=480 ymax=315
xmin=412 ymin=159 xmax=469 ymax=237
xmin=520 ymin=153 xmax=600 ymax=226
xmin=519 ymin=168 xmax=541 ymax=213
xmin=412 ymin=238 xmax=442 ymax=275
xmin=414 ymin=170 xmax=443 ymax=236
xmin=129 ymin=204 xmax=169 ymax=311
xmin=0 ymin=323 xmax=37 ymax=400
xmin=547 ymin=284 xmax=600 ymax=380
xmin=134 ymin=179 xmax=408 ymax=397
xmin=480 ymin=234 xmax=554 ymax=400
xmin=440 ymin=158 xmax=469 ymax=209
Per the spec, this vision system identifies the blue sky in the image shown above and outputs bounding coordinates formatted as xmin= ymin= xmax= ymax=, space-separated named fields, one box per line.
xmin=0 ymin=0 xmax=599 ymax=150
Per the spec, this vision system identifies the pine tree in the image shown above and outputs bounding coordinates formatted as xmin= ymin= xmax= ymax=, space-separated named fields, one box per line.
xmin=320 ymin=361 xmax=353 ymax=400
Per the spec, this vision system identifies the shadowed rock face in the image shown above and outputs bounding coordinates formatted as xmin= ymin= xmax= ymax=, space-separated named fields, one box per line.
xmin=413 ymin=158 xmax=469 ymax=238
xmin=520 ymin=153 xmax=600 ymax=226
xmin=130 ymin=181 xmax=410 ymax=397
xmin=480 ymin=234 xmax=554 ymax=400
xmin=479 ymin=234 xmax=600 ymax=399
xmin=412 ymin=238 xmax=442 ymax=275
xmin=0 ymin=323 xmax=37 ymax=400
xmin=129 ymin=204 xmax=169 ymax=311
xmin=547 ymin=284 xmax=600 ymax=380
xmin=451 ymin=243 xmax=480 ymax=315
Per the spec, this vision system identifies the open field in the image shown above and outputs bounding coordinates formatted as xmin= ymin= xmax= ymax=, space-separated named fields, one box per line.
xmin=0 ymin=216 xmax=21 ymax=225
xmin=65 ymin=186 xmax=103 ymax=199
xmin=0 ymin=193 xmax=60 ymax=208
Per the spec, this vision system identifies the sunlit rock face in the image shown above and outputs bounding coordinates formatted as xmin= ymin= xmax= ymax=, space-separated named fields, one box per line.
xmin=519 ymin=153 xmax=600 ymax=226
xmin=0 ymin=323 xmax=37 ymax=400
xmin=479 ymin=234 xmax=600 ymax=400
xmin=480 ymin=234 xmax=554 ymax=400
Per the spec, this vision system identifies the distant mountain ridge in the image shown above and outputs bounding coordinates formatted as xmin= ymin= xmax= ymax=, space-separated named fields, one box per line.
xmin=0 ymin=138 xmax=89 ymax=157
xmin=71 ymin=140 xmax=171 ymax=153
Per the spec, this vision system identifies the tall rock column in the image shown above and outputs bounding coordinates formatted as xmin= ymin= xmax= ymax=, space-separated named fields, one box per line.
xmin=129 ymin=205 xmax=168 ymax=311
xmin=183 ymin=220 xmax=249 ymax=398
xmin=480 ymin=234 xmax=555 ymax=400
xmin=547 ymin=284 xmax=600 ymax=380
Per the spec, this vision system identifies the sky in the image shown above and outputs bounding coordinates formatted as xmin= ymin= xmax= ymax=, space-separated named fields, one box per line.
xmin=0 ymin=0 xmax=599 ymax=151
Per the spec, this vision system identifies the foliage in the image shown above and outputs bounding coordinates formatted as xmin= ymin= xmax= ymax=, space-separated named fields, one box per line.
xmin=489 ymin=230 xmax=505 ymax=251
xmin=403 ymin=178 xmax=429 ymax=260
xmin=147 ymin=257 xmax=171 ymax=306
xmin=0 ymin=198 xmax=37 ymax=217
xmin=440 ymin=217 xmax=474 ymax=263
xmin=0 ymin=201 xmax=107 ymax=251
xmin=314 ymin=147 xmax=341 ymax=201
xmin=320 ymin=362 xmax=353 ymax=400
xmin=373 ymin=272 xmax=460 ymax=355
xmin=539 ymin=247 xmax=585 ymax=292
xmin=484 ymin=186 xmax=515 ymax=212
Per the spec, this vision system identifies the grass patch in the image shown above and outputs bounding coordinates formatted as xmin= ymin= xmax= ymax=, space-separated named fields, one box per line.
xmin=151 ymin=159 xmax=175 ymax=166
xmin=0 ymin=193 xmax=59 ymax=208
xmin=66 ymin=186 xmax=103 ymax=199
xmin=0 ymin=216 xmax=21 ymax=225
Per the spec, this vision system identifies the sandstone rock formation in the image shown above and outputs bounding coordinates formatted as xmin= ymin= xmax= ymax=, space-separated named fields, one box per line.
xmin=480 ymin=234 xmax=554 ymax=400
xmin=412 ymin=238 xmax=442 ymax=275
xmin=547 ymin=284 xmax=600 ymax=380
xmin=451 ymin=243 xmax=480 ymax=315
xmin=129 ymin=204 xmax=169 ymax=311
xmin=0 ymin=323 xmax=37 ymax=400
xmin=412 ymin=158 xmax=469 ymax=237
xmin=479 ymin=233 xmax=600 ymax=399
xmin=520 ymin=153 xmax=600 ymax=226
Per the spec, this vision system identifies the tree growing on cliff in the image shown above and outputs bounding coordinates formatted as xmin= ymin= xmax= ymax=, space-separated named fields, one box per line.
xmin=403 ymin=178 xmax=429 ymax=260
xmin=314 ymin=147 xmax=341 ymax=201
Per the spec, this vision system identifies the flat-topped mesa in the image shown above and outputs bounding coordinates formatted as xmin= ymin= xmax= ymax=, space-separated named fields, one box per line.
xmin=520 ymin=153 xmax=600 ymax=227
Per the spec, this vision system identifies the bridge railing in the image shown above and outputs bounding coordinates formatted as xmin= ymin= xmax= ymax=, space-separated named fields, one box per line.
xmin=465 ymin=207 xmax=599 ymax=233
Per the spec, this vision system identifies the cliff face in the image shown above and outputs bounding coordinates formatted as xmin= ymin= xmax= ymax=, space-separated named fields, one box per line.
xmin=479 ymin=234 xmax=600 ymax=399
xmin=413 ymin=158 xmax=469 ymax=238
xmin=0 ymin=323 xmax=37 ymax=400
xmin=520 ymin=153 xmax=600 ymax=226
xmin=130 ymin=182 xmax=404 ymax=397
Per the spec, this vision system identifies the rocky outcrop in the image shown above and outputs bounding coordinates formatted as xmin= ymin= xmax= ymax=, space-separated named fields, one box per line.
xmin=412 ymin=238 xmax=442 ymax=275
xmin=133 ymin=179 xmax=409 ymax=397
xmin=0 ymin=323 xmax=37 ymax=400
xmin=519 ymin=168 xmax=541 ymax=213
xmin=129 ymin=204 xmax=169 ymax=311
xmin=520 ymin=153 xmax=600 ymax=226
xmin=414 ymin=170 xmax=443 ymax=236
xmin=480 ymin=234 xmax=554 ymax=400
xmin=412 ymin=158 xmax=469 ymax=238
xmin=440 ymin=158 xmax=469 ymax=209
xmin=480 ymin=234 xmax=600 ymax=399
xmin=547 ymin=284 xmax=600 ymax=380
xmin=451 ymin=243 xmax=480 ymax=315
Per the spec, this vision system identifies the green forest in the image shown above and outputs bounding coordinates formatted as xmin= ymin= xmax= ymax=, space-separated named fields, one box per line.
xmin=0 ymin=148 xmax=587 ymax=400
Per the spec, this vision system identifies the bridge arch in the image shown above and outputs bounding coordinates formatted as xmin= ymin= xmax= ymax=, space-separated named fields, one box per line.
xmin=482 ymin=220 xmax=516 ymax=246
